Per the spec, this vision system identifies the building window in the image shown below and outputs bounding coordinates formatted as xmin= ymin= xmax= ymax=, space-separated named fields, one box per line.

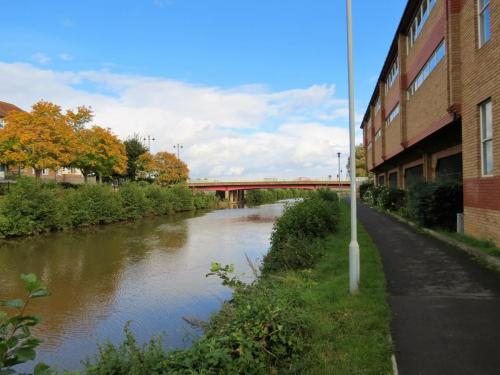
xmin=407 ymin=40 xmax=445 ymax=98
xmin=375 ymin=129 xmax=381 ymax=141
xmin=480 ymin=99 xmax=493 ymax=175
xmin=375 ymin=96 xmax=381 ymax=113
xmin=479 ymin=0 xmax=491 ymax=47
xmin=436 ymin=153 xmax=463 ymax=181
xmin=404 ymin=164 xmax=424 ymax=188
xmin=0 ymin=118 xmax=4 ymax=128
xmin=386 ymin=58 xmax=399 ymax=91
xmin=407 ymin=0 xmax=437 ymax=51
xmin=367 ymin=142 xmax=373 ymax=151
xmin=389 ymin=172 xmax=398 ymax=188
xmin=378 ymin=175 xmax=385 ymax=186
xmin=385 ymin=104 xmax=400 ymax=127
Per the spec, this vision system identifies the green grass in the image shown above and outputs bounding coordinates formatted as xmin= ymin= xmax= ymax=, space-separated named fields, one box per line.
xmin=437 ymin=230 xmax=500 ymax=258
xmin=292 ymin=202 xmax=393 ymax=374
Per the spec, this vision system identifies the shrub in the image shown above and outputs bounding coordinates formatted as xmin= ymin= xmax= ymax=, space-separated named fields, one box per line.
xmin=192 ymin=190 xmax=219 ymax=210
xmin=359 ymin=181 xmax=374 ymax=200
xmin=166 ymin=184 xmax=194 ymax=212
xmin=407 ymin=180 xmax=463 ymax=230
xmin=84 ymin=267 xmax=310 ymax=375
xmin=0 ymin=177 xmax=69 ymax=236
xmin=263 ymin=192 xmax=339 ymax=273
xmin=144 ymin=184 xmax=173 ymax=215
xmin=119 ymin=183 xmax=150 ymax=219
xmin=65 ymin=184 xmax=124 ymax=226
xmin=1 ymin=274 xmax=50 ymax=373
xmin=376 ymin=187 xmax=406 ymax=211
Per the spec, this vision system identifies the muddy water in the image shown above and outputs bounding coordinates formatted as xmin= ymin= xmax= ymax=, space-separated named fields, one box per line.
xmin=0 ymin=202 xmax=286 ymax=371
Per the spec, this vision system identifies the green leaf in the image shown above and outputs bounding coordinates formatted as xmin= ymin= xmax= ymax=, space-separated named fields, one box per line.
xmin=13 ymin=347 xmax=36 ymax=361
xmin=34 ymin=363 xmax=52 ymax=375
xmin=1 ymin=299 xmax=24 ymax=309
xmin=210 ymin=262 xmax=221 ymax=272
xmin=20 ymin=273 xmax=37 ymax=285
xmin=6 ymin=336 xmax=18 ymax=349
xmin=30 ymin=289 xmax=50 ymax=298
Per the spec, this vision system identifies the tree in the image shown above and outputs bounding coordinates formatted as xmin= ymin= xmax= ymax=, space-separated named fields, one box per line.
xmin=73 ymin=126 xmax=127 ymax=182
xmin=346 ymin=144 xmax=368 ymax=177
xmin=137 ymin=151 xmax=189 ymax=185
xmin=124 ymin=136 xmax=148 ymax=180
xmin=0 ymin=101 xmax=77 ymax=179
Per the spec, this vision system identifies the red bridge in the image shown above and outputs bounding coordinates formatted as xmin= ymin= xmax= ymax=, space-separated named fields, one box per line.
xmin=188 ymin=179 xmax=350 ymax=203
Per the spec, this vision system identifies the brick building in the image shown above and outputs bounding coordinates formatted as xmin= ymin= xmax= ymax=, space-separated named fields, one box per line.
xmin=362 ymin=0 xmax=499 ymax=244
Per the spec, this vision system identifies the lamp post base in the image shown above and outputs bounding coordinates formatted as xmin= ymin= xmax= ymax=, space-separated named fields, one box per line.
xmin=349 ymin=240 xmax=360 ymax=293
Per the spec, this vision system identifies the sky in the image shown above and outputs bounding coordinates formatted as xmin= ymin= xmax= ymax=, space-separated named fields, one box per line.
xmin=0 ymin=0 xmax=407 ymax=179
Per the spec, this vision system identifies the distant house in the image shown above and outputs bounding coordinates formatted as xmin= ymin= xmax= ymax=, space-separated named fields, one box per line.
xmin=0 ymin=100 xmax=89 ymax=183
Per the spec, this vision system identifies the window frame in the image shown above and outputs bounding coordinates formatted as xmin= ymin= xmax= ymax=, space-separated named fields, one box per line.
xmin=478 ymin=0 xmax=491 ymax=48
xmin=407 ymin=0 xmax=437 ymax=52
xmin=385 ymin=104 xmax=400 ymax=127
xmin=375 ymin=96 xmax=381 ymax=114
xmin=407 ymin=40 xmax=446 ymax=98
xmin=480 ymin=99 xmax=494 ymax=176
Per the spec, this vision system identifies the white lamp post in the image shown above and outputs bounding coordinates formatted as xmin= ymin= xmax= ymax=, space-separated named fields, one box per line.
xmin=346 ymin=0 xmax=360 ymax=293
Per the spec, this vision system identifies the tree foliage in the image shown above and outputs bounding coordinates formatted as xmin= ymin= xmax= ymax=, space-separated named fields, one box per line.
xmin=124 ymin=136 xmax=148 ymax=180
xmin=137 ymin=151 xmax=189 ymax=184
xmin=72 ymin=126 xmax=127 ymax=182
xmin=346 ymin=144 xmax=368 ymax=177
xmin=0 ymin=101 xmax=78 ymax=178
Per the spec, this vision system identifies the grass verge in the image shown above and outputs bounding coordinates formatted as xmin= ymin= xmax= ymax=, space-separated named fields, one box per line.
xmin=294 ymin=202 xmax=393 ymax=374
xmin=436 ymin=230 xmax=500 ymax=259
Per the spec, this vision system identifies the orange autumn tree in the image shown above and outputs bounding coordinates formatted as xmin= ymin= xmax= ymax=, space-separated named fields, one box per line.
xmin=0 ymin=101 xmax=78 ymax=178
xmin=137 ymin=151 xmax=189 ymax=184
xmin=72 ymin=126 xmax=127 ymax=182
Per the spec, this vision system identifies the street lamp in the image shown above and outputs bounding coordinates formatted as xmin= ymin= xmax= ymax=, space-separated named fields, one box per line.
xmin=346 ymin=0 xmax=360 ymax=294
xmin=173 ymin=144 xmax=183 ymax=160
xmin=142 ymin=135 xmax=155 ymax=151
xmin=337 ymin=152 xmax=341 ymax=188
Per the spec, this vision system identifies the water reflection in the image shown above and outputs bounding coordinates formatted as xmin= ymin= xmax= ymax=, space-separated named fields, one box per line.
xmin=0 ymin=203 xmax=284 ymax=371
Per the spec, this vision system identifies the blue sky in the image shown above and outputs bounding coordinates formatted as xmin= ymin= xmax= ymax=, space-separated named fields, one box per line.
xmin=0 ymin=0 xmax=407 ymax=178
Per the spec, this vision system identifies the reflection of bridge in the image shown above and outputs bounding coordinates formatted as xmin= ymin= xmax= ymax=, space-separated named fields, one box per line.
xmin=188 ymin=179 xmax=350 ymax=203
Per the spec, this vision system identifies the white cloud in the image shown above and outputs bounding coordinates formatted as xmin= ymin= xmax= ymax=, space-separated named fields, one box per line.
xmin=31 ymin=53 xmax=51 ymax=65
xmin=59 ymin=53 xmax=72 ymax=61
xmin=0 ymin=61 xmax=357 ymax=178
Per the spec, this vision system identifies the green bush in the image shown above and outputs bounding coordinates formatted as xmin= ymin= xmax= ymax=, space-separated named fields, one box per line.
xmin=166 ymin=184 xmax=195 ymax=212
xmin=0 ymin=177 xmax=69 ymax=236
xmin=245 ymin=188 xmax=309 ymax=205
xmin=407 ymin=180 xmax=463 ymax=230
xmin=192 ymin=190 xmax=218 ymax=210
xmin=1 ymin=274 xmax=50 ymax=373
xmin=119 ymin=183 xmax=150 ymax=219
xmin=0 ymin=179 xmax=220 ymax=238
xmin=376 ymin=187 xmax=406 ymax=211
xmin=65 ymin=184 xmax=123 ymax=226
xmin=263 ymin=191 xmax=339 ymax=273
xmin=359 ymin=181 xmax=374 ymax=200
xmin=83 ymin=267 xmax=310 ymax=375
xmin=144 ymin=184 xmax=173 ymax=215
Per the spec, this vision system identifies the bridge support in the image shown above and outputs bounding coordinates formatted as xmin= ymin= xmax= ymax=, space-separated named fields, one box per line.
xmin=216 ymin=189 xmax=245 ymax=204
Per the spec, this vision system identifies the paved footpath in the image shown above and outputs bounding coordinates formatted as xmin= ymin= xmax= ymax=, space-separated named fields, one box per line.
xmin=357 ymin=203 xmax=500 ymax=375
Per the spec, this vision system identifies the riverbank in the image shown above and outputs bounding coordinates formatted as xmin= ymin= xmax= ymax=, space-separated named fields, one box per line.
xmin=79 ymin=192 xmax=393 ymax=374
xmin=0 ymin=178 xmax=221 ymax=238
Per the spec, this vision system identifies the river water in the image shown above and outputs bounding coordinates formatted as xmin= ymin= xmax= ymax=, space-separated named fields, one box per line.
xmin=0 ymin=202 xmax=286 ymax=371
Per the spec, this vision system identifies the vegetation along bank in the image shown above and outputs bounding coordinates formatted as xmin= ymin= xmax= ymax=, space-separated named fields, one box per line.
xmin=1 ymin=189 xmax=393 ymax=374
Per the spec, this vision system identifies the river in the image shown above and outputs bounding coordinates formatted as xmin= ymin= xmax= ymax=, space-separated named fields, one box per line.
xmin=0 ymin=202 xmax=286 ymax=371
